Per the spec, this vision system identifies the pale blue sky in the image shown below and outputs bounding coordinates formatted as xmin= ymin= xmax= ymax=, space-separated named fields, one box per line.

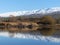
xmin=0 ymin=0 xmax=60 ymax=13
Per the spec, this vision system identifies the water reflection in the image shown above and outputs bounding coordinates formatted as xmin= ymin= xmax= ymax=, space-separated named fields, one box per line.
xmin=0 ymin=26 xmax=59 ymax=37
xmin=37 ymin=27 xmax=56 ymax=36
xmin=0 ymin=26 xmax=60 ymax=42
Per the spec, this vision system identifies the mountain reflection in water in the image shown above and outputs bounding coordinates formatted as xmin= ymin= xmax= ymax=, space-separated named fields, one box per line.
xmin=0 ymin=27 xmax=60 ymax=36
xmin=0 ymin=26 xmax=60 ymax=42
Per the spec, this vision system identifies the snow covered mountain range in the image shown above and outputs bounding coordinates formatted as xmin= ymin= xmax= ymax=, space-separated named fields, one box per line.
xmin=0 ymin=7 xmax=60 ymax=17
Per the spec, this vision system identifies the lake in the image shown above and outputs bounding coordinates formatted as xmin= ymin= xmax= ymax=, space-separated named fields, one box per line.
xmin=0 ymin=27 xmax=60 ymax=45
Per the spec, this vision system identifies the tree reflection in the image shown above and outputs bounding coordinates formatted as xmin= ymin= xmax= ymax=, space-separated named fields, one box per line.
xmin=37 ymin=27 xmax=56 ymax=36
xmin=0 ymin=25 xmax=57 ymax=36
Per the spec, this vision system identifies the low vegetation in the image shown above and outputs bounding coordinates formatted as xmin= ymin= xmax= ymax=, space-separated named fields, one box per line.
xmin=0 ymin=15 xmax=59 ymax=36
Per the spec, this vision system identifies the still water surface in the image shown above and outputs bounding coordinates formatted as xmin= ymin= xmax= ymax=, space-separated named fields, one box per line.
xmin=0 ymin=27 xmax=60 ymax=45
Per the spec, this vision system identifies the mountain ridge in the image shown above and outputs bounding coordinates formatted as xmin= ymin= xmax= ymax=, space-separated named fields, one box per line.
xmin=0 ymin=7 xmax=60 ymax=17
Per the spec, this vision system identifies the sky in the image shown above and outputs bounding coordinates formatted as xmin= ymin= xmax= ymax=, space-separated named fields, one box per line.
xmin=0 ymin=0 xmax=60 ymax=13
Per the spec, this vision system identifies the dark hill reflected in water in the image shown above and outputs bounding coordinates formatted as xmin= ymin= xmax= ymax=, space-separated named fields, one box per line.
xmin=0 ymin=26 xmax=59 ymax=38
xmin=0 ymin=27 xmax=60 ymax=43
xmin=37 ymin=27 xmax=56 ymax=36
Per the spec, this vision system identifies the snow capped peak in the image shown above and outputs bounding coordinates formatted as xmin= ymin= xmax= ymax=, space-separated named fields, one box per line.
xmin=0 ymin=7 xmax=60 ymax=17
xmin=46 ymin=7 xmax=60 ymax=13
xmin=0 ymin=10 xmax=40 ymax=17
xmin=51 ymin=7 xmax=60 ymax=10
